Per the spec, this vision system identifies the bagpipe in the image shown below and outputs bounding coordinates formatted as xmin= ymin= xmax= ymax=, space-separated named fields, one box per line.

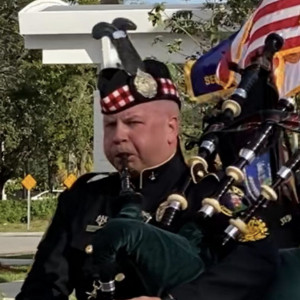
xmin=87 ymin=17 xmax=300 ymax=300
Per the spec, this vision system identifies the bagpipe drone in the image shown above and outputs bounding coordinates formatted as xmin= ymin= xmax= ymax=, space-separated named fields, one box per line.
xmin=86 ymin=17 xmax=300 ymax=300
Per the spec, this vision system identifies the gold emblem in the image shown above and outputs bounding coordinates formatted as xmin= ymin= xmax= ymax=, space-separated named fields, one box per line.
xmin=239 ymin=217 xmax=269 ymax=242
xmin=134 ymin=69 xmax=158 ymax=98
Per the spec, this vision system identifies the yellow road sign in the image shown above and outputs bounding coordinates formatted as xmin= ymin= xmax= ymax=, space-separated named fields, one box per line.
xmin=64 ymin=174 xmax=77 ymax=189
xmin=22 ymin=174 xmax=37 ymax=191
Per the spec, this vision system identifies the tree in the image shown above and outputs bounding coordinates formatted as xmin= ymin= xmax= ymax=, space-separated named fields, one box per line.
xmin=0 ymin=0 xmax=32 ymax=196
xmin=0 ymin=0 xmax=96 ymax=197
xmin=11 ymin=62 xmax=95 ymax=190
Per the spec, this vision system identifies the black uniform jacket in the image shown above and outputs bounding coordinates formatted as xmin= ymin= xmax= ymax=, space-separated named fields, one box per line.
xmin=16 ymin=152 xmax=279 ymax=300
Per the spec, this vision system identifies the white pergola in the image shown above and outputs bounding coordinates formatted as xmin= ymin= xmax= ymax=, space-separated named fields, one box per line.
xmin=19 ymin=0 xmax=207 ymax=172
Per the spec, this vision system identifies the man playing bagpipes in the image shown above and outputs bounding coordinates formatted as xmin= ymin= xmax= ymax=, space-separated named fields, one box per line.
xmin=16 ymin=16 xmax=283 ymax=300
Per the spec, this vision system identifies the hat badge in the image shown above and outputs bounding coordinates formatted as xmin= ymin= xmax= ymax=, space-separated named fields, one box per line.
xmin=134 ymin=69 xmax=158 ymax=98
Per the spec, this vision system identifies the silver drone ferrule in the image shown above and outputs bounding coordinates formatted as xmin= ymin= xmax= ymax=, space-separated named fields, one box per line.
xmin=239 ymin=148 xmax=255 ymax=164
xmin=200 ymin=140 xmax=216 ymax=154
xmin=224 ymin=224 xmax=240 ymax=240
xmin=233 ymin=88 xmax=247 ymax=99
xmin=277 ymin=166 xmax=292 ymax=180
xmin=101 ymin=280 xmax=115 ymax=293
xmin=199 ymin=204 xmax=215 ymax=218
xmin=168 ymin=201 xmax=181 ymax=211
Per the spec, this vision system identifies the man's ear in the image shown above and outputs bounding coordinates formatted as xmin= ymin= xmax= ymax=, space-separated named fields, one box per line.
xmin=167 ymin=115 xmax=179 ymax=144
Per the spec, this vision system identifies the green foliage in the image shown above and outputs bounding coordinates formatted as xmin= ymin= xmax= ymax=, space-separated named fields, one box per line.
xmin=165 ymin=10 xmax=201 ymax=36
xmin=148 ymin=3 xmax=165 ymax=27
xmin=0 ymin=0 xmax=29 ymax=188
xmin=31 ymin=198 xmax=58 ymax=220
xmin=12 ymin=62 xmax=96 ymax=179
xmin=77 ymin=0 xmax=100 ymax=3
xmin=4 ymin=178 xmax=23 ymax=199
xmin=67 ymin=0 xmax=100 ymax=4
xmin=0 ymin=198 xmax=57 ymax=223
xmin=149 ymin=5 xmax=204 ymax=54
xmin=148 ymin=1 xmax=258 ymax=55
xmin=0 ymin=219 xmax=49 ymax=232
xmin=166 ymin=38 xmax=183 ymax=54
xmin=0 ymin=265 xmax=28 ymax=284
xmin=0 ymin=200 xmax=26 ymax=223
xmin=0 ymin=0 xmax=96 ymax=195
xmin=206 ymin=0 xmax=260 ymax=28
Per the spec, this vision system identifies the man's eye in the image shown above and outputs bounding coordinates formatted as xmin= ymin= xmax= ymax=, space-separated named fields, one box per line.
xmin=129 ymin=120 xmax=143 ymax=125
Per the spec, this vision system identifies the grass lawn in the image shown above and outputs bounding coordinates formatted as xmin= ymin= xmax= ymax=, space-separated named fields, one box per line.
xmin=0 ymin=265 xmax=28 ymax=283
xmin=0 ymin=255 xmax=76 ymax=299
xmin=0 ymin=264 xmax=76 ymax=299
xmin=0 ymin=218 xmax=77 ymax=299
xmin=0 ymin=220 xmax=50 ymax=232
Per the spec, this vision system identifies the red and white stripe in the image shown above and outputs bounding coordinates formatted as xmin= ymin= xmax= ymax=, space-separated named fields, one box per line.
xmin=217 ymin=0 xmax=300 ymax=97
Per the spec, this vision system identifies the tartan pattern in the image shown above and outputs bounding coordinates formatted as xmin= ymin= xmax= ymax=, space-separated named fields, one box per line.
xmin=101 ymin=78 xmax=179 ymax=113
xmin=101 ymin=85 xmax=135 ymax=113
xmin=157 ymin=78 xmax=180 ymax=98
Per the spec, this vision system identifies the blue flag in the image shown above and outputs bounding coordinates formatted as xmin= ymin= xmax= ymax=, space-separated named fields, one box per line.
xmin=185 ymin=32 xmax=238 ymax=102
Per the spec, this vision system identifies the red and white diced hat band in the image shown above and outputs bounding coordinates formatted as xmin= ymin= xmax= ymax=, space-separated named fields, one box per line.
xmin=101 ymin=77 xmax=180 ymax=113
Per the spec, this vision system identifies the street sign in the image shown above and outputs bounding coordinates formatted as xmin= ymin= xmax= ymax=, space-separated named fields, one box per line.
xmin=21 ymin=174 xmax=37 ymax=191
xmin=64 ymin=174 xmax=77 ymax=189
xmin=21 ymin=174 xmax=37 ymax=231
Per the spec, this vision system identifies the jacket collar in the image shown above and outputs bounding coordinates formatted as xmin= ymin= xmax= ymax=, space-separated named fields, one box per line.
xmin=138 ymin=152 xmax=176 ymax=189
xmin=134 ymin=150 xmax=188 ymax=212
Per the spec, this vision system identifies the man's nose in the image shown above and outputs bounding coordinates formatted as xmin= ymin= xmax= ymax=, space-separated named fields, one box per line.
xmin=112 ymin=122 xmax=128 ymax=144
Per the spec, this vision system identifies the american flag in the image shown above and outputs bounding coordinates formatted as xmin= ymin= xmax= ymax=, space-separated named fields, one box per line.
xmin=216 ymin=0 xmax=300 ymax=98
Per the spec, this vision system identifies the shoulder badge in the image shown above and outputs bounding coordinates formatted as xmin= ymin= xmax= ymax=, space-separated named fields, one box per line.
xmin=86 ymin=214 xmax=109 ymax=232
